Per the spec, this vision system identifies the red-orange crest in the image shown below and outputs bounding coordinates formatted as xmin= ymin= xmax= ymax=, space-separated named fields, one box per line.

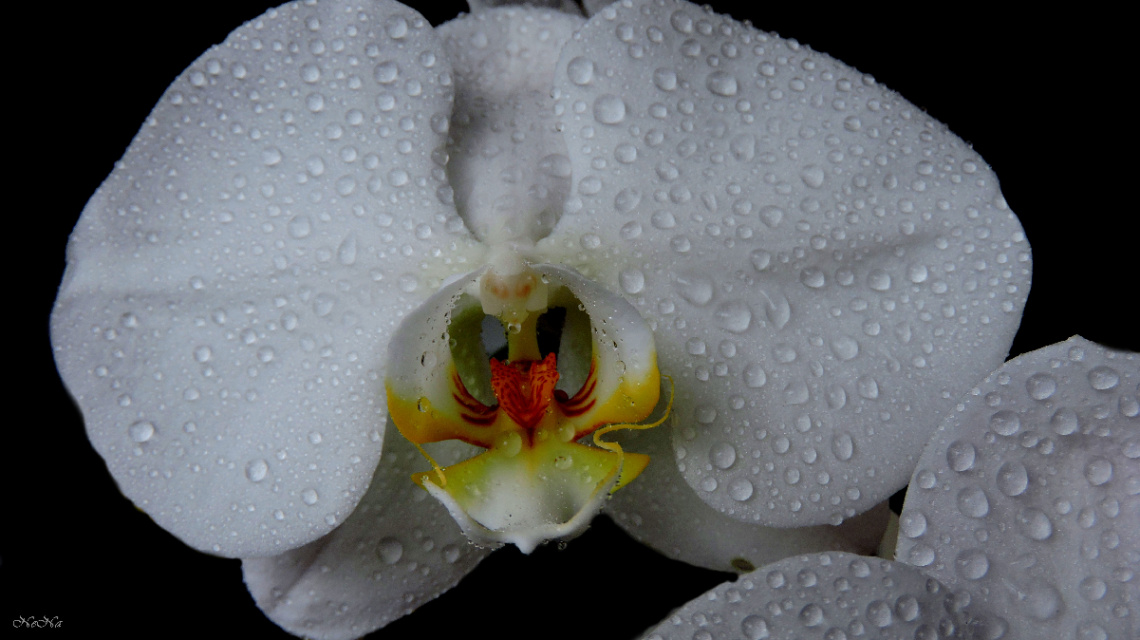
xmin=489 ymin=353 xmax=560 ymax=430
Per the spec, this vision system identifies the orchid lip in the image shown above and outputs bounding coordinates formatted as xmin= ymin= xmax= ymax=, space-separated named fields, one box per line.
xmin=385 ymin=260 xmax=664 ymax=552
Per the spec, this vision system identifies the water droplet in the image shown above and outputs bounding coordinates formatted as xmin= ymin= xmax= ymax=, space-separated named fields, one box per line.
xmin=714 ymin=301 xmax=752 ymax=333
xmin=800 ymin=267 xmax=826 ymax=288
xmin=614 ymin=188 xmax=641 ymax=212
xmin=706 ymin=71 xmax=738 ymax=96
xmin=907 ymin=543 xmax=935 ymax=567
xmin=653 ymin=68 xmax=678 ymax=91
xmin=289 ymin=215 xmax=313 ymax=238
xmin=674 ymin=274 xmax=713 ymax=306
xmin=374 ymin=61 xmax=399 ymax=84
xmin=377 ymin=537 xmax=404 ymax=564
xmin=800 ymin=165 xmax=825 ymax=188
xmin=957 ymin=486 xmax=990 ymax=518
xmin=744 ymin=363 xmax=767 ymax=388
xmin=710 ymin=442 xmax=736 ymax=469
xmin=866 ymin=600 xmax=892 ymax=627
xmin=830 ymin=335 xmax=859 ymax=361
xmin=955 ymin=548 xmax=990 ymax=580
xmin=758 ymin=205 xmax=783 ymax=228
xmin=1023 ymin=583 xmax=1063 ymax=621
xmin=947 ymin=440 xmax=976 ymax=472
xmin=728 ymin=478 xmax=754 ymax=501
xmin=742 ymin=615 xmax=770 ymax=640
xmin=262 ymin=146 xmax=283 ymax=166
xmin=442 ymin=544 xmax=461 ymax=564
xmin=826 ymin=385 xmax=847 ymax=410
xmin=899 ymin=511 xmax=926 ymax=538
xmin=336 ymin=235 xmax=358 ymax=265
xmin=907 ymin=263 xmax=929 ymax=283
xmin=301 ymin=63 xmax=321 ymax=83
xmin=1088 ymin=366 xmax=1120 ymax=390
xmin=1016 ymin=507 xmax=1053 ymax=540
xmin=129 ymin=421 xmax=155 ymax=443
xmin=996 ymin=460 xmax=1029 ymax=496
xmin=783 ymin=380 xmax=809 ymax=405
xmin=856 ymin=375 xmax=879 ymax=399
xmin=989 ymin=410 xmax=1021 ymax=436
xmin=1026 ymin=373 xmax=1058 ymax=400
xmin=831 ymin=432 xmax=854 ymax=461
xmin=1079 ymin=577 xmax=1107 ymax=601
xmin=194 ymin=346 xmax=213 ymax=362
xmin=1051 ymin=407 xmax=1080 ymax=435
xmin=567 ymin=56 xmax=594 ymax=85
xmin=1084 ymin=457 xmax=1113 ymax=485
xmin=619 ymin=269 xmax=645 ymax=294
xmin=245 ymin=459 xmax=269 ymax=482
xmin=867 ymin=269 xmax=891 ymax=291
xmin=301 ymin=488 xmax=319 ymax=505
xmin=799 ymin=604 xmax=824 ymax=627
xmin=593 ymin=94 xmax=626 ymax=124
xmin=750 ymin=249 xmax=771 ymax=271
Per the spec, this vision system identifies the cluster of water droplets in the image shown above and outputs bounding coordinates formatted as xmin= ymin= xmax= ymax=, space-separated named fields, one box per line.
xmin=639 ymin=551 xmax=986 ymax=639
xmin=898 ymin=337 xmax=1138 ymax=639
xmin=242 ymin=436 xmax=489 ymax=639
xmin=541 ymin=0 xmax=1030 ymax=527
xmin=52 ymin=0 xmax=485 ymax=557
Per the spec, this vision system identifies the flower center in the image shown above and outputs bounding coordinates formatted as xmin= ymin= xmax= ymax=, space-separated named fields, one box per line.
xmin=384 ymin=260 xmax=667 ymax=552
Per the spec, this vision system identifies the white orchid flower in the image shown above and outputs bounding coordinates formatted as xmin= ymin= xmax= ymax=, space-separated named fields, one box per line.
xmin=40 ymin=0 xmax=1136 ymax=638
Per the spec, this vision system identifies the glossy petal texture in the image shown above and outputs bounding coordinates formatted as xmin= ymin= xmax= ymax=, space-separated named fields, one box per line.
xmin=242 ymin=428 xmax=490 ymax=640
xmin=897 ymin=337 xmax=1139 ymax=639
xmin=606 ymin=421 xmax=889 ymax=573
xmin=51 ymin=0 xmax=481 ymax=556
xmin=542 ymin=0 xmax=1030 ymax=527
xmin=467 ymin=0 xmax=583 ymax=18
xmin=639 ymin=551 xmax=989 ymax=639
xmin=439 ymin=7 xmax=583 ymax=245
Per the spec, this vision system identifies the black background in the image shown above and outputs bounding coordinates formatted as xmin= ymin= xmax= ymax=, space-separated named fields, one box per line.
xmin=8 ymin=1 xmax=1135 ymax=638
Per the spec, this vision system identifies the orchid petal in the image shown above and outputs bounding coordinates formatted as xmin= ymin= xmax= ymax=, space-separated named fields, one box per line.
xmin=467 ymin=0 xmax=584 ymax=16
xmin=580 ymin=0 xmax=616 ymax=16
xmin=543 ymin=0 xmax=1030 ymax=527
xmin=606 ymin=420 xmax=888 ymax=573
xmin=50 ymin=0 xmax=482 ymax=557
xmin=638 ymin=551 xmax=992 ymax=639
xmin=242 ymin=425 xmax=490 ymax=640
xmin=897 ymin=337 xmax=1139 ymax=638
xmin=439 ymin=7 xmax=584 ymax=246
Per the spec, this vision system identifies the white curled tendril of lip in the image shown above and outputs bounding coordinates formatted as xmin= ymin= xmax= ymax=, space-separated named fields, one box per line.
xmin=50 ymin=0 xmax=1136 ymax=639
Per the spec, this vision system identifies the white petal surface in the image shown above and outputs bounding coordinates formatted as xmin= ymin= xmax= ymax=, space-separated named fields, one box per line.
xmin=243 ymin=425 xmax=490 ymax=640
xmin=439 ymin=7 xmax=583 ymax=245
xmin=467 ymin=0 xmax=583 ymax=15
xmin=51 ymin=0 xmax=482 ymax=556
xmin=607 ymin=421 xmax=888 ymax=573
xmin=897 ymin=337 xmax=1139 ymax=639
xmin=639 ymin=551 xmax=990 ymax=639
xmin=543 ymin=0 xmax=1030 ymax=527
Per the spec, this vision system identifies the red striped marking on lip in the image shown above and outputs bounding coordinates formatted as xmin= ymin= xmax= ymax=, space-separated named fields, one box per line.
xmin=449 ymin=354 xmax=599 ymax=428
xmin=556 ymin=360 xmax=596 ymax=417
xmin=452 ymin=370 xmax=497 ymax=426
